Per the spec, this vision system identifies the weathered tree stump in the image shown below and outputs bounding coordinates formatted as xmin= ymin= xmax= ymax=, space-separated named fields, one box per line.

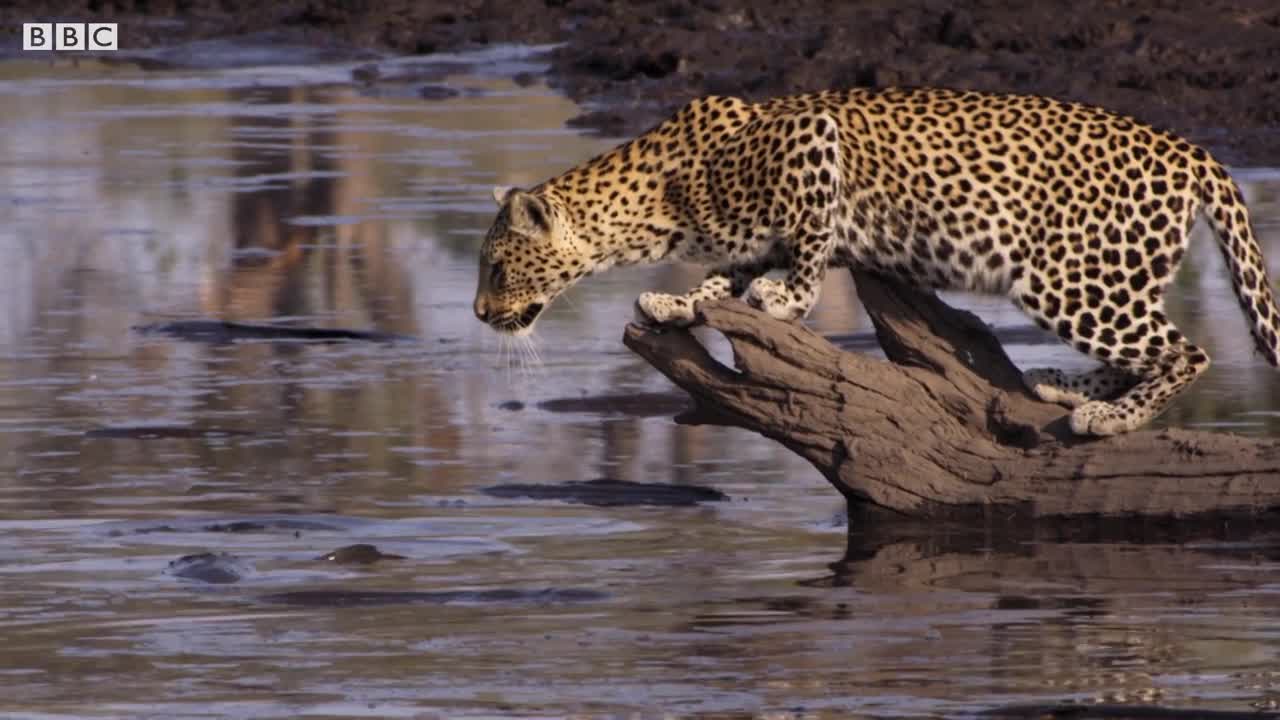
xmin=623 ymin=270 xmax=1280 ymax=522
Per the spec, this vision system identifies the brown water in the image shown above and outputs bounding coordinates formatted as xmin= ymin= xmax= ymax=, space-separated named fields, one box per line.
xmin=2 ymin=47 xmax=1280 ymax=719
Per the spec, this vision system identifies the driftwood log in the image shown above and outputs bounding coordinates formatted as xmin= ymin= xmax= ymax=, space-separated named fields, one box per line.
xmin=623 ymin=270 xmax=1280 ymax=523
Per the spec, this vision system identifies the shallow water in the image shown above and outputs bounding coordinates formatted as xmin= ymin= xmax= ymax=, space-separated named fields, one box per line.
xmin=2 ymin=46 xmax=1280 ymax=718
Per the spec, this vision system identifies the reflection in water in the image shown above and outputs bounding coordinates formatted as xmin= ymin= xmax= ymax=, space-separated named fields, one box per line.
xmin=0 ymin=53 xmax=1279 ymax=717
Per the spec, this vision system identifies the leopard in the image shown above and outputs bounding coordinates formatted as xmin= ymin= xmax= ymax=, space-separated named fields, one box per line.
xmin=472 ymin=87 xmax=1280 ymax=436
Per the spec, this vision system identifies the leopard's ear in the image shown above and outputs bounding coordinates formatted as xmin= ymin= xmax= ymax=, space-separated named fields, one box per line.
xmin=507 ymin=190 xmax=552 ymax=235
xmin=492 ymin=185 xmax=515 ymax=206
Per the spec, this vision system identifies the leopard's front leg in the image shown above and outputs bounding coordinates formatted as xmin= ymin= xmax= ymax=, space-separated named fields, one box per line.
xmin=745 ymin=223 xmax=835 ymax=321
xmin=639 ymin=108 xmax=842 ymax=325
xmin=634 ymin=262 xmax=768 ymax=326
xmin=740 ymin=110 xmax=841 ymax=321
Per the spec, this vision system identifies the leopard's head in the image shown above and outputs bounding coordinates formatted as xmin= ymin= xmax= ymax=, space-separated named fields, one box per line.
xmin=473 ymin=186 xmax=586 ymax=335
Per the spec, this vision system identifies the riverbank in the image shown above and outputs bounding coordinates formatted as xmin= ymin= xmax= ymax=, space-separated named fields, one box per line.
xmin=4 ymin=0 xmax=1279 ymax=162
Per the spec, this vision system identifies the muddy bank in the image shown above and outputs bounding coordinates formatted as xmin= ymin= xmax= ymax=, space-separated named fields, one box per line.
xmin=4 ymin=1 xmax=1279 ymax=162
xmin=547 ymin=0 xmax=1280 ymax=165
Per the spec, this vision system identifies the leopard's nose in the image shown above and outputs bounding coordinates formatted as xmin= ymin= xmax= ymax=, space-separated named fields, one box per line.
xmin=474 ymin=296 xmax=490 ymax=323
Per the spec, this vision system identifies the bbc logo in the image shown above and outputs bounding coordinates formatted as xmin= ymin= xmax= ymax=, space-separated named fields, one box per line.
xmin=23 ymin=23 xmax=118 ymax=51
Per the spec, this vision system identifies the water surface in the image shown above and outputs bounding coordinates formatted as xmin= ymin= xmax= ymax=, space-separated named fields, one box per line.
xmin=2 ymin=47 xmax=1280 ymax=718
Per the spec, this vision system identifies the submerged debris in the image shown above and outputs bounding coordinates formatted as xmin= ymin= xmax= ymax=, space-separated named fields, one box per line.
xmin=318 ymin=544 xmax=406 ymax=564
xmin=202 ymin=519 xmax=342 ymax=534
xmin=260 ymin=587 xmax=607 ymax=608
xmin=481 ymin=478 xmax=727 ymax=507
xmin=537 ymin=392 xmax=689 ymax=417
xmin=84 ymin=425 xmax=254 ymax=439
xmin=133 ymin=319 xmax=412 ymax=344
xmin=984 ymin=703 xmax=1278 ymax=719
xmin=167 ymin=552 xmax=251 ymax=584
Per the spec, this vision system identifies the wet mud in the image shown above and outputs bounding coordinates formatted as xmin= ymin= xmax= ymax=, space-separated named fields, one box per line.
xmin=5 ymin=0 xmax=1279 ymax=162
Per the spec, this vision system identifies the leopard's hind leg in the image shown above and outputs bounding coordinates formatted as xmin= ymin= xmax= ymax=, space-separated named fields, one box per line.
xmin=1067 ymin=323 xmax=1210 ymax=436
xmin=1013 ymin=272 xmax=1208 ymax=436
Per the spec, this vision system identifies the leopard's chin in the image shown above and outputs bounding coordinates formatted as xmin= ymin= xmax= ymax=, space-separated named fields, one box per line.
xmin=489 ymin=302 xmax=545 ymax=336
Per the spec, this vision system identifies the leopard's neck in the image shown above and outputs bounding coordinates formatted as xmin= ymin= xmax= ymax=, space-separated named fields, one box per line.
xmin=538 ymin=107 xmax=738 ymax=273
xmin=538 ymin=146 xmax=676 ymax=272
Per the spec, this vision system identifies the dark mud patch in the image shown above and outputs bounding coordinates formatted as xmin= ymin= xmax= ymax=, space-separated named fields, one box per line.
xmin=168 ymin=552 xmax=251 ymax=584
xmin=122 ymin=518 xmax=346 ymax=536
xmin=85 ymin=425 xmax=255 ymax=440
xmin=261 ymin=587 xmax=607 ymax=608
xmin=134 ymin=319 xmax=412 ymax=344
xmin=417 ymin=84 xmax=461 ymax=100
xmin=318 ymin=544 xmax=405 ymax=564
xmin=203 ymin=519 xmax=343 ymax=534
xmin=481 ymin=478 xmax=727 ymax=507
xmin=537 ymin=392 xmax=689 ymax=418
xmin=352 ymin=60 xmax=471 ymax=85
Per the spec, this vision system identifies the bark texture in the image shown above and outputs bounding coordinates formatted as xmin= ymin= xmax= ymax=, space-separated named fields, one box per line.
xmin=623 ymin=271 xmax=1280 ymax=521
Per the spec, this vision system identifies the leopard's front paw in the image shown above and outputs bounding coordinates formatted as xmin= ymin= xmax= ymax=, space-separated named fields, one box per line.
xmin=1069 ymin=400 xmax=1138 ymax=436
xmin=1024 ymin=366 xmax=1136 ymax=408
xmin=634 ymin=292 xmax=695 ymax=327
xmin=746 ymin=278 xmax=808 ymax=321
xmin=1023 ymin=368 xmax=1082 ymax=407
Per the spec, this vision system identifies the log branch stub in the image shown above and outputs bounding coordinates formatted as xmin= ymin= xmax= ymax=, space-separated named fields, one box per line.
xmin=622 ymin=270 xmax=1280 ymax=521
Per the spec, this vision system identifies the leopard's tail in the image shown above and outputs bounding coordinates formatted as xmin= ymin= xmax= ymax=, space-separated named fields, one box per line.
xmin=1198 ymin=159 xmax=1280 ymax=367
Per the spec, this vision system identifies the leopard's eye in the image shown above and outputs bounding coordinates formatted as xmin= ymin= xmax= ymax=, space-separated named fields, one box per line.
xmin=489 ymin=261 xmax=505 ymax=285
